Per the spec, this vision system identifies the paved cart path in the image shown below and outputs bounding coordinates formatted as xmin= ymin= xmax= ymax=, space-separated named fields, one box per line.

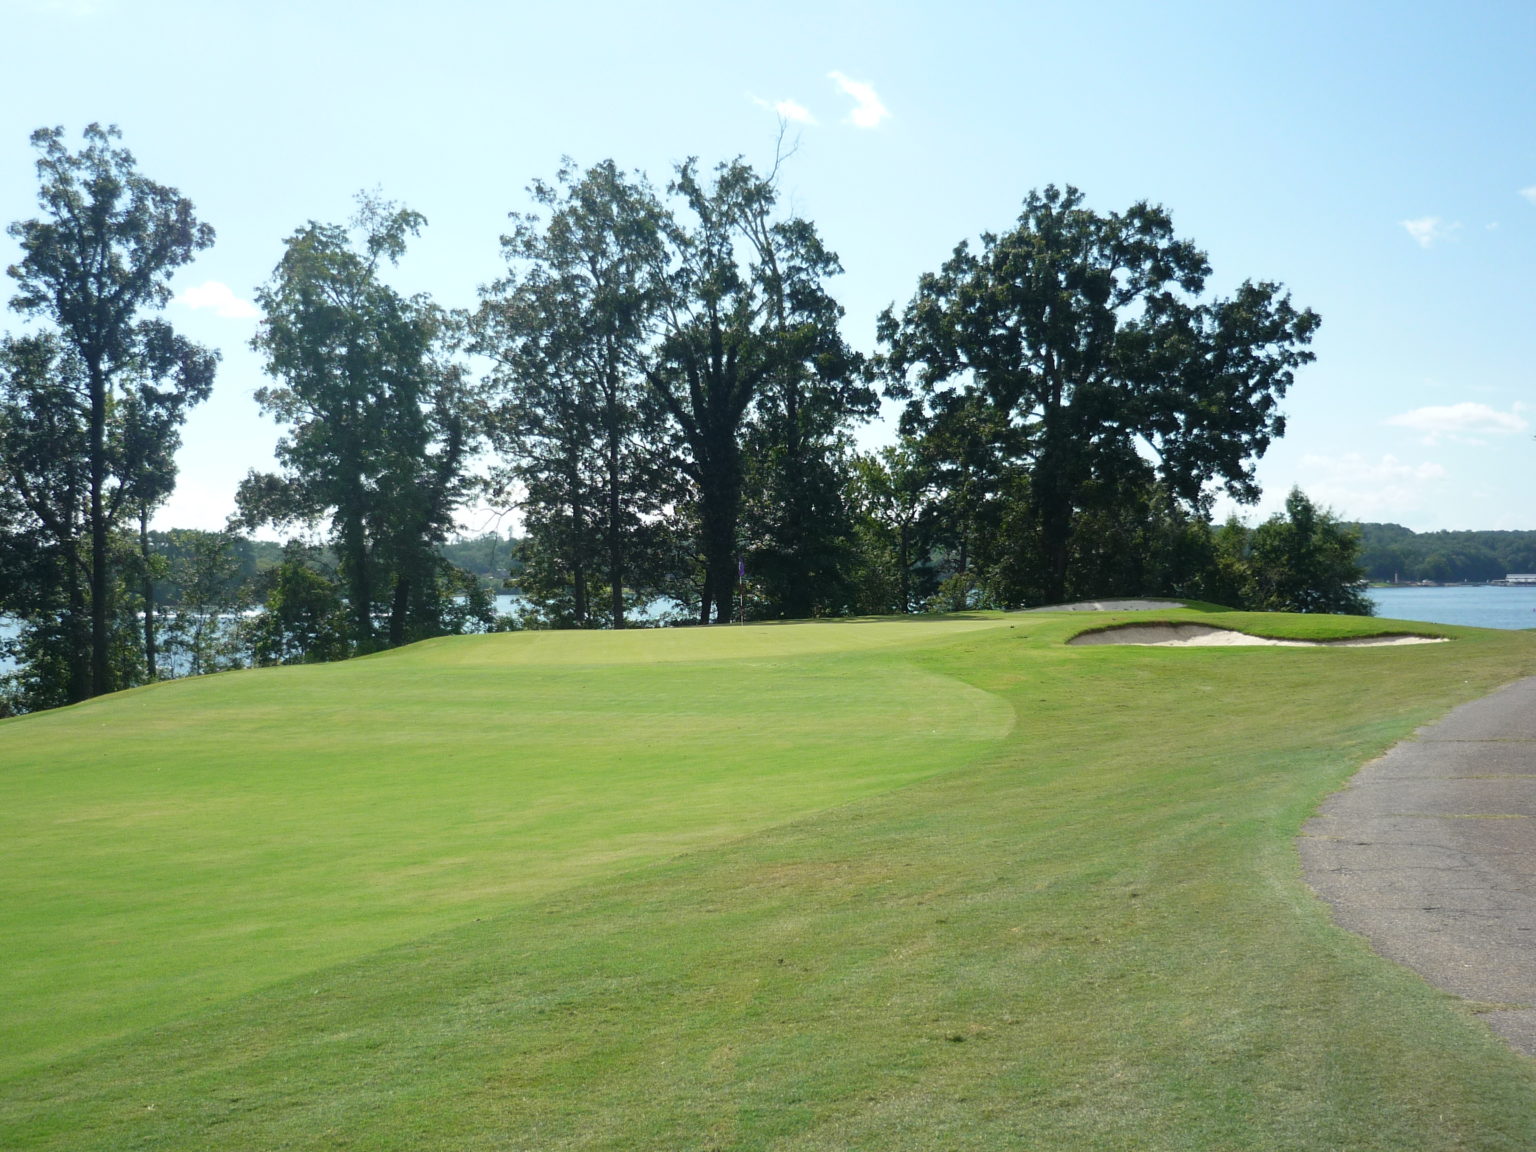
xmin=1301 ymin=677 xmax=1536 ymax=1055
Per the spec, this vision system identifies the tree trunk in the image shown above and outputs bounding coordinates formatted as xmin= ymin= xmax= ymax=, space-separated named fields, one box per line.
xmin=606 ymin=424 xmax=625 ymax=630
xmin=388 ymin=573 xmax=410 ymax=647
xmin=88 ymin=362 xmax=112 ymax=698
xmin=699 ymin=470 xmax=741 ymax=625
xmin=66 ymin=546 xmax=91 ymax=704
xmin=341 ymin=505 xmax=372 ymax=651
xmin=1032 ymin=472 xmax=1074 ymax=606
xmin=1034 ymin=394 xmax=1074 ymax=606
xmin=569 ymin=461 xmax=588 ymax=627
xmin=698 ymin=568 xmax=715 ymax=626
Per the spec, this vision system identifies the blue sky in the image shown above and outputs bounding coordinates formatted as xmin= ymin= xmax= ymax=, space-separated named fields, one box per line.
xmin=2 ymin=0 xmax=1532 ymax=533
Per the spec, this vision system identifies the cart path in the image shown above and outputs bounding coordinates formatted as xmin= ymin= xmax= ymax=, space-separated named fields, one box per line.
xmin=1300 ymin=677 xmax=1536 ymax=1055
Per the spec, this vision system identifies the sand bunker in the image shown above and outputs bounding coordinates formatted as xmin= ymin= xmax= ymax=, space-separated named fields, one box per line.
xmin=1068 ymin=623 xmax=1448 ymax=648
xmin=1024 ymin=598 xmax=1189 ymax=612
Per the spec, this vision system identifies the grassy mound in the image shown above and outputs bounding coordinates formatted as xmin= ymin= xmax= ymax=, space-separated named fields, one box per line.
xmin=3 ymin=608 xmax=1535 ymax=1150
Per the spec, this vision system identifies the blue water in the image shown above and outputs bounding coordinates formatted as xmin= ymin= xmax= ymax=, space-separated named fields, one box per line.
xmin=1367 ymin=585 xmax=1536 ymax=631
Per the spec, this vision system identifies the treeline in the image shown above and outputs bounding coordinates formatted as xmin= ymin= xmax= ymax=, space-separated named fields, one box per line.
xmin=1353 ymin=524 xmax=1536 ymax=584
xmin=470 ymin=172 xmax=1345 ymax=625
xmin=3 ymin=125 xmax=1366 ymax=714
xmin=0 ymin=528 xmax=517 ymax=710
xmin=144 ymin=529 xmax=515 ymax=610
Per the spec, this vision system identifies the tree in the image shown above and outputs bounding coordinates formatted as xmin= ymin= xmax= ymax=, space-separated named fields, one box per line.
xmin=237 ymin=543 xmax=350 ymax=666
xmin=1243 ymin=489 xmax=1372 ymax=614
xmin=0 ymin=334 xmax=93 ymax=705
xmin=726 ymin=164 xmax=874 ymax=619
xmin=897 ymin=392 xmax=1025 ymax=610
xmin=157 ymin=529 xmax=244 ymax=678
xmin=879 ymin=185 xmax=1319 ymax=606
xmin=476 ymin=161 xmax=675 ymax=628
xmin=846 ymin=442 xmax=940 ymax=614
xmin=2 ymin=125 xmax=215 ymax=702
xmin=646 ymin=158 xmax=870 ymax=623
xmin=236 ymin=194 xmax=481 ymax=652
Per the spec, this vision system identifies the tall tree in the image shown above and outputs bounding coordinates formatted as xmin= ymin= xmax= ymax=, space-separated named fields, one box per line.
xmin=476 ymin=161 xmax=674 ymax=628
xmin=0 ymin=334 xmax=93 ymax=705
xmin=646 ymin=158 xmax=868 ymax=623
xmin=236 ymin=195 xmax=479 ymax=652
xmin=2 ymin=125 xmax=215 ymax=701
xmin=732 ymin=174 xmax=874 ymax=619
xmin=879 ymin=185 xmax=1319 ymax=605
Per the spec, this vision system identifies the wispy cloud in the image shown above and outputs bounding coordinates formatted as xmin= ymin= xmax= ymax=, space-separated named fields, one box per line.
xmin=1520 ymin=185 xmax=1536 ymax=207
xmin=177 ymin=281 xmax=261 ymax=320
xmin=1386 ymin=401 xmax=1529 ymax=446
xmin=750 ymin=95 xmax=816 ymax=125
xmin=828 ymin=71 xmax=889 ymax=129
xmin=1400 ymin=216 xmax=1459 ymax=248
xmin=1297 ymin=453 xmax=1449 ymax=520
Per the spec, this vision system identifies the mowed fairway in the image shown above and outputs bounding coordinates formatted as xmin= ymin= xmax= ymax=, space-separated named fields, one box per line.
xmin=0 ymin=616 xmax=1016 ymax=1077
xmin=4 ymin=609 xmax=1536 ymax=1150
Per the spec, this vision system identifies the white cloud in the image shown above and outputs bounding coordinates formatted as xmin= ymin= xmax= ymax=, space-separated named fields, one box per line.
xmin=177 ymin=281 xmax=260 ymax=320
xmin=1296 ymin=453 xmax=1449 ymax=521
xmin=828 ymin=71 xmax=890 ymax=129
xmin=773 ymin=98 xmax=815 ymax=125
xmin=1519 ymin=185 xmax=1536 ymax=206
xmin=750 ymin=94 xmax=816 ymax=125
xmin=1400 ymin=216 xmax=1459 ymax=248
xmin=1386 ymin=401 xmax=1529 ymax=446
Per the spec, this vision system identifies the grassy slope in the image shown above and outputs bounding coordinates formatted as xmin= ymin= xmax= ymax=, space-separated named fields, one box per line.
xmin=0 ymin=615 xmax=1015 ymax=1077
xmin=4 ymin=609 xmax=1536 ymax=1150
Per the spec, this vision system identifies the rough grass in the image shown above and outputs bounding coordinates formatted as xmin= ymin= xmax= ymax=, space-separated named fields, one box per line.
xmin=3 ymin=608 xmax=1535 ymax=1150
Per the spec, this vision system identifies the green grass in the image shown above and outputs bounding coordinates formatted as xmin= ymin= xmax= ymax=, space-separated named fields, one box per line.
xmin=3 ymin=608 xmax=1535 ymax=1149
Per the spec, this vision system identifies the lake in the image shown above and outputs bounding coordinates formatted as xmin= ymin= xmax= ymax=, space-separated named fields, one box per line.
xmin=1367 ymin=585 xmax=1536 ymax=631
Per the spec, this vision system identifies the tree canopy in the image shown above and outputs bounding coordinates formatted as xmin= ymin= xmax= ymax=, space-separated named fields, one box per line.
xmin=479 ymin=155 xmax=872 ymax=626
xmin=1221 ymin=489 xmax=1372 ymax=615
xmin=879 ymin=184 xmax=1320 ymax=606
xmin=475 ymin=160 xmax=675 ymax=628
xmin=1 ymin=124 xmax=215 ymax=705
xmin=645 ymin=157 xmax=872 ymax=622
xmin=235 ymin=194 xmax=484 ymax=652
xmin=0 ymin=132 xmax=1381 ymax=708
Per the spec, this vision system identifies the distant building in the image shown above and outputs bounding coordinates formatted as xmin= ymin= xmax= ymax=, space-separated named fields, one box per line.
xmin=1503 ymin=574 xmax=1536 ymax=585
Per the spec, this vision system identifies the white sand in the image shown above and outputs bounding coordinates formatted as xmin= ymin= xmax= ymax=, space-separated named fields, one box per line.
xmin=1068 ymin=623 xmax=1448 ymax=648
xmin=1025 ymin=599 xmax=1189 ymax=612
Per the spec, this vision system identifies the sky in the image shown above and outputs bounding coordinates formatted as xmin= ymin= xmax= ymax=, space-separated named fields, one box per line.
xmin=1 ymin=0 xmax=1532 ymax=535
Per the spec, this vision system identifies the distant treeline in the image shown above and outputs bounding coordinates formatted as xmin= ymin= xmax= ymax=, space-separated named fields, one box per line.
xmin=1352 ymin=524 xmax=1536 ymax=584
xmin=147 ymin=530 xmax=521 ymax=610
